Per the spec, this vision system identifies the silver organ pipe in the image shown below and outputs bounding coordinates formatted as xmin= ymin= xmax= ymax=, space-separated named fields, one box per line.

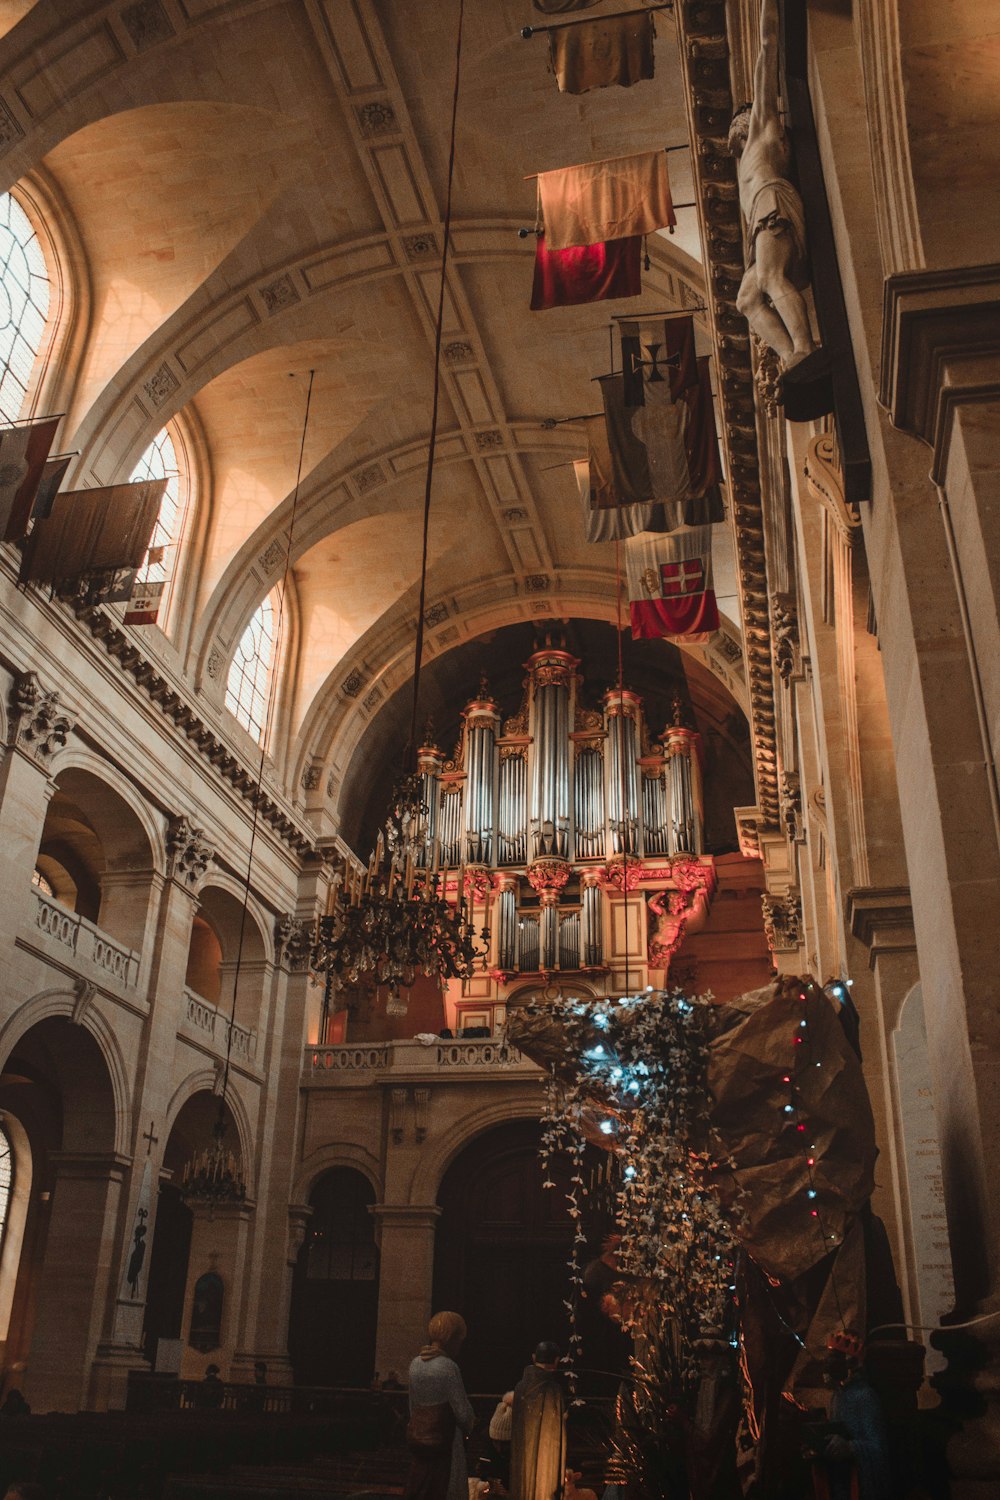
xmin=541 ymin=899 xmax=559 ymax=970
xmin=574 ymin=746 xmax=605 ymax=859
xmin=529 ymin=649 xmax=575 ymax=860
xmin=604 ymin=690 xmax=640 ymax=855
xmin=495 ymin=879 xmax=517 ymax=970
xmin=642 ymin=768 xmax=669 ymax=857
xmin=582 ymin=879 xmax=603 ymax=966
xmin=498 ymin=752 xmax=526 ymax=864
xmin=663 ymin=724 xmax=703 ymax=855
xmin=518 ymin=914 xmax=540 ymax=973
xmin=439 ymin=786 xmax=463 ymax=868
xmin=463 ymin=697 xmax=499 ymax=865
xmin=559 ymin=910 xmax=580 ymax=970
xmin=415 ymin=743 xmax=443 ymax=867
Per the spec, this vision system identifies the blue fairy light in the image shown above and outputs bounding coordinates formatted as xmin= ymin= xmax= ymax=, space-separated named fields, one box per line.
xmin=599 ymin=1120 xmax=615 ymax=1135
xmin=624 ymin=1165 xmax=637 ymax=1181
xmin=585 ymin=1045 xmax=608 ymax=1062
xmin=807 ymin=1189 xmax=817 ymax=1199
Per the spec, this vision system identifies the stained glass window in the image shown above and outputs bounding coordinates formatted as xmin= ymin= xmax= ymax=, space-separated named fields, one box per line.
xmin=225 ymin=596 xmax=276 ymax=744
xmin=131 ymin=427 xmax=182 ymax=585
xmin=0 ymin=192 xmax=51 ymax=422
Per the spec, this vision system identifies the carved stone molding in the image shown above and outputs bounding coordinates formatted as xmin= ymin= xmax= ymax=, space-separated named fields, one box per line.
xmin=389 ymin=1087 xmax=407 ymax=1145
xmin=880 ymin=263 xmax=1000 ymax=481
xmin=803 ymin=432 xmax=861 ymax=539
xmin=733 ymin=806 xmax=761 ymax=860
xmin=286 ymin=1204 xmax=313 ymax=1266
xmin=770 ymin=592 xmax=800 ymax=684
xmin=780 ymin=772 xmax=802 ymax=841
xmin=846 ymin=885 xmax=915 ymax=964
xmin=413 ymin=1087 xmax=430 ymax=1143
xmin=166 ymin=815 xmax=214 ymax=885
xmin=275 ymin=913 xmax=312 ymax=970
xmin=71 ymin=976 xmax=97 ymax=1027
xmin=761 ymin=889 xmax=803 ymax=953
xmin=9 ymin=671 xmax=75 ymax=762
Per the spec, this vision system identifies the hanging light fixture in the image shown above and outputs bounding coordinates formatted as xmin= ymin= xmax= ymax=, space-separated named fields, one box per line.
xmin=181 ymin=1118 xmax=246 ymax=1206
xmin=311 ymin=0 xmax=482 ymax=1020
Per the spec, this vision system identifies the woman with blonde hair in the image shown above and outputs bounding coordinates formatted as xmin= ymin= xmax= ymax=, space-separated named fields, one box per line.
xmin=404 ymin=1310 xmax=475 ymax=1500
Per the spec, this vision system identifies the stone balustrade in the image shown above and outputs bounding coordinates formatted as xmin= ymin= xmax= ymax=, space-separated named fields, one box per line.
xmin=303 ymin=1034 xmax=540 ymax=1086
xmin=33 ymin=888 xmax=140 ymax=988
xmin=182 ymin=988 xmax=257 ymax=1064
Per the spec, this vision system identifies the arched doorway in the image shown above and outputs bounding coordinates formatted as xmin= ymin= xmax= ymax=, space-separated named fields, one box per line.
xmin=0 ymin=1015 xmax=119 ymax=1411
xmin=433 ymin=1120 xmax=599 ymax=1392
xmin=288 ymin=1168 xmax=379 ymax=1387
xmin=144 ymin=1091 xmax=244 ymax=1376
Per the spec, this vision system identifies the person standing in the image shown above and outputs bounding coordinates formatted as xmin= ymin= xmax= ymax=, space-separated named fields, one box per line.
xmin=404 ymin=1310 xmax=475 ymax=1500
xmin=509 ymin=1342 xmax=566 ymax=1500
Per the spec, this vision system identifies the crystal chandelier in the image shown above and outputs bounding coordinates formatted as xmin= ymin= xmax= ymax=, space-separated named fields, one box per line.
xmin=181 ymin=1119 xmax=246 ymax=1206
xmin=311 ymin=771 xmax=488 ymax=1016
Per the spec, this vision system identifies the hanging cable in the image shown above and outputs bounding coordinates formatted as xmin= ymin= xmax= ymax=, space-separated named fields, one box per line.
xmin=615 ymin=537 xmax=631 ymax=996
xmin=407 ymin=0 xmax=466 ymax=765
xmin=216 ymin=369 xmax=316 ymax=1138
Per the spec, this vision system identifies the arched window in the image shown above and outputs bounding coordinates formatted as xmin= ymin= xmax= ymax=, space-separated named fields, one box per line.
xmin=0 ymin=1124 xmax=13 ymax=1257
xmin=0 ymin=192 xmax=51 ymax=422
xmin=225 ymin=595 xmax=275 ymax=744
xmin=131 ymin=426 xmax=183 ymax=586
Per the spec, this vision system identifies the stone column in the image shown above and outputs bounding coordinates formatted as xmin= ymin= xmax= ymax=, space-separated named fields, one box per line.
xmin=25 ymin=1150 xmax=128 ymax=1412
xmin=0 ymin=671 xmax=74 ymax=942
xmin=179 ymin=1200 xmax=255 ymax=1380
xmin=233 ymin=910 xmax=316 ymax=1382
xmin=370 ymin=1203 xmax=441 ymax=1378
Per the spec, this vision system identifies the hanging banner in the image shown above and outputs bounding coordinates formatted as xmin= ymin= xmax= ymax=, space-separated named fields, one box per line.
xmin=549 ymin=11 xmax=655 ymax=94
xmin=31 ymin=453 xmax=73 ymax=521
xmin=574 ymin=456 xmax=652 ymax=542
xmin=19 ymin=478 xmax=166 ymax=588
xmin=537 ymin=149 xmax=674 ymax=250
xmin=124 ymin=578 xmax=166 ymax=626
xmin=625 ymin=525 xmax=719 ymax=639
xmin=531 ymin=232 xmax=641 ymax=310
xmin=534 ymin=0 xmax=605 ymax=11
xmin=0 ymin=416 xmax=60 ymax=541
xmin=620 ymin=314 xmax=698 ymax=407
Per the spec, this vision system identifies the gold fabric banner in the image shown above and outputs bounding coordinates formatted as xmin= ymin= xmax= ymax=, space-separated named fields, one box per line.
xmin=549 ymin=12 xmax=655 ymax=95
xmin=537 ymin=149 xmax=674 ymax=249
xmin=21 ymin=478 xmax=166 ymax=587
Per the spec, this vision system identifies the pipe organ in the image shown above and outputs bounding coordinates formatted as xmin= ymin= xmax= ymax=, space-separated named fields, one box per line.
xmin=415 ymin=643 xmax=708 ymax=1005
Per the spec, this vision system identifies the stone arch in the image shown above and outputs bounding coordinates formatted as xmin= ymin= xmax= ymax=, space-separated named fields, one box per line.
xmin=188 ymin=879 xmax=273 ymax=1038
xmin=164 ymin=1070 xmax=254 ymax=1192
xmin=0 ymin=986 xmax=132 ymax=1158
xmin=292 ymin=1143 xmax=383 ymax=1205
xmin=44 ymin=745 xmax=165 ymax=873
xmin=410 ymin=1089 xmax=548 ymax=1207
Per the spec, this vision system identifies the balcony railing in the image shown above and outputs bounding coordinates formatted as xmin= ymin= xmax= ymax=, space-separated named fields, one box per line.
xmin=183 ymin=989 xmax=257 ymax=1064
xmin=303 ymin=1035 xmax=540 ymax=1085
xmin=33 ymin=888 xmax=140 ymax=988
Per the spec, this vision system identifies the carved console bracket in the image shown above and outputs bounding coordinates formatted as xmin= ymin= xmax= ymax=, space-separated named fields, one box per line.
xmin=761 ymin=888 xmax=803 ymax=954
xmin=9 ymin=670 xmax=75 ymax=762
xmin=166 ymin=815 xmax=214 ymax=886
xmin=275 ymin=913 xmax=313 ymax=970
xmin=846 ymin=885 xmax=915 ymax=968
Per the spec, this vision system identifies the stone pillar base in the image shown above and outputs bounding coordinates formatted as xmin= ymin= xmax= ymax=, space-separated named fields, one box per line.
xmin=88 ymin=1343 xmax=150 ymax=1411
xmin=932 ymin=1311 xmax=1000 ymax=1497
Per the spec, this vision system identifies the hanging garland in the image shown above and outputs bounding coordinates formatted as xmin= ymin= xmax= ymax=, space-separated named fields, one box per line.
xmin=531 ymin=989 xmax=740 ymax=1393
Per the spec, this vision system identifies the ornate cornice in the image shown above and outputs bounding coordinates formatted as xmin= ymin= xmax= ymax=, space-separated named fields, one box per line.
xmin=166 ymin=815 xmax=215 ymax=886
xmin=70 ymin=600 xmax=314 ymax=856
xmin=9 ymin=670 xmax=75 ymax=762
xmin=675 ymin=0 xmax=779 ymax=829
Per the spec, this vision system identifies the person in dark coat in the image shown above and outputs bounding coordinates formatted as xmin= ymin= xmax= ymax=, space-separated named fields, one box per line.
xmin=509 ymin=1342 xmax=566 ymax=1500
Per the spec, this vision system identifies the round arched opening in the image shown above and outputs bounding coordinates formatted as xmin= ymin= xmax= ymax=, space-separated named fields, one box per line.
xmin=187 ymin=886 xmax=267 ymax=1032
xmin=432 ymin=1119 xmax=607 ymax=1392
xmin=288 ymin=1167 xmax=379 ymax=1388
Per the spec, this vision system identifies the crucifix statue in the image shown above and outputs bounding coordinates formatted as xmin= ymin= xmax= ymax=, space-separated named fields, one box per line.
xmin=728 ymin=0 xmax=816 ymax=372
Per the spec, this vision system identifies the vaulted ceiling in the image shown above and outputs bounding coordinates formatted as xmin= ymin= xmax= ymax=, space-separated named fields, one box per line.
xmin=0 ymin=0 xmax=748 ymax=844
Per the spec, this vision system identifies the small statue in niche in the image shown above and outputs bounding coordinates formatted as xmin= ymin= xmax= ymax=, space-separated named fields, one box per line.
xmin=728 ymin=0 xmax=816 ymax=373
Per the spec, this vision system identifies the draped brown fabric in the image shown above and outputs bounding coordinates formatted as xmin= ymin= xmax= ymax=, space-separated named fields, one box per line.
xmin=548 ymin=12 xmax=655 ymax=95
xmin=537 ymin=150 xmax=674 ymax=249
xmin=574 ymin=456 xmax=652 ymax=542
xmin=0 ymin=415 xmax=59 ymax=541
xmin=20 ymin=478 xmax=166 ymax=587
